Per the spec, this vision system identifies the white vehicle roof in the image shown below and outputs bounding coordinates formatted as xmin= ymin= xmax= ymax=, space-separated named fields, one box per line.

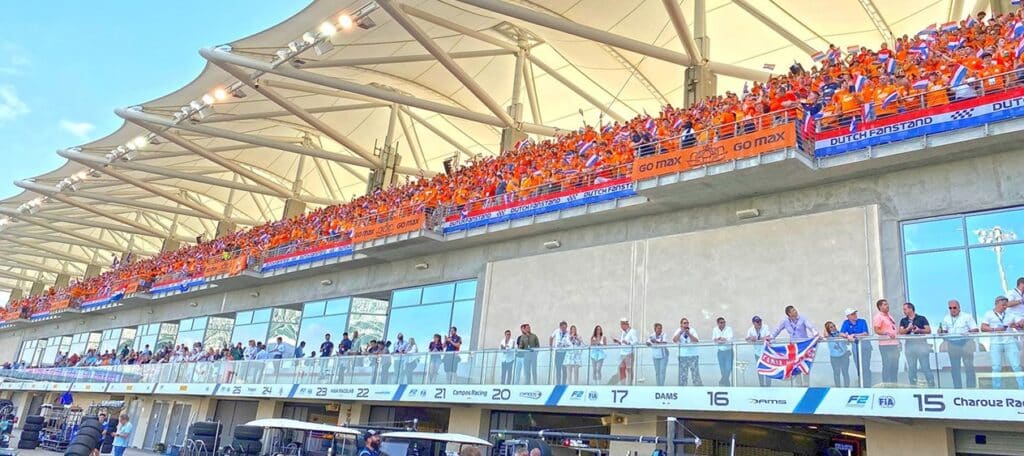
xmin=245 ymin=418 xmax=361 ymax=436
xmin=380 ymin=431 xmax=493 ymax=447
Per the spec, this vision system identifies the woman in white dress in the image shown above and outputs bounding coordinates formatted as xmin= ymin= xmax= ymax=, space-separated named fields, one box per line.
xmin=590 ymin=325 xmax=607 ymax=381
xmin=564 ymin=325 xmax=584 ymax=384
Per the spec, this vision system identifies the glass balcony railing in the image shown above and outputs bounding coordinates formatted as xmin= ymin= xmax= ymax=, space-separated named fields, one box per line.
xmin=4 ymin=333 xmax=1023 ymax=390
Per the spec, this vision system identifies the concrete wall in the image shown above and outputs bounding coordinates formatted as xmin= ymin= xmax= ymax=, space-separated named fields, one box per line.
xmin=4 ymin=146 xmax=1023 ymax=354
xmin=481 ymin=206 xmax=882 ymax=343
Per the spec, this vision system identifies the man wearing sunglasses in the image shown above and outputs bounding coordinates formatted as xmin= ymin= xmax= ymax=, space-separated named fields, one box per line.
xmin=938 ymin=299 xmax=979 ymax=389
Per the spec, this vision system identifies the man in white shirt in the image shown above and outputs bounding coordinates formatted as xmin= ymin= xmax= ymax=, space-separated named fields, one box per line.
xmin=646 ymin=323 xmax=669 ymax=386
xmin=244 ymin=339 xmax=258 ymax=360
xmin=550 ymin=321 xmax=571 ymax=384
xmin=712 ymin=317 xmax=734 ymax=386
xmin=1007 ymin=277 xmax=1024 ymax=320
xmin=938 ymin=299 xmax=979 ymax=389
xmin=980 ymin=296 xmax=1024 ymax=389
xmin=745 ymin=316 xmax=769 ymax=387
xmin=671 ymin=318 xmax=702 ymax=386
xmin=498 ymin=329 xmax=516 ymax=385
xmin=612 ymin=318 xmax=638 ymax=385
xmin=393 ymin=333 xmax=410 ymax=381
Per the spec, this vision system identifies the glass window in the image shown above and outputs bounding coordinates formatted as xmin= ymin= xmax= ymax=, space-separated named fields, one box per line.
xmin=454 ymin=280 xmax=478 ymax=301
xmin=391 ymin=288 xmax=422 ymax=308
xmin=303 ymin=301 xmax=326 ymax=318
xmin=451 ymin=300 xmax=476 ymax=347
xmin=297 ymin=314 xmax=348 ymax=348
xmin=969 ymin=243 xmax=1024 ymax=307
xmin=253 ymin=308 xmax=272 ymax=323
xmin=326 ymin=298 xmax=351 ymax=315
xmin=232 ymin=323 xmax=270 ymax=346
xmin=270 ymin=309 xmax=301 ymax=347
xmin=348 ymin=313 xmax=386 ymax=343
xmin=352 ymin=298 xmax=388 ymax=315
xmin=235 ymin=311 xmax=253 ymax=325
xmin=386 ymin=303 xmax=452 ymax=351
xmin=422 ymin=283 xmax=455 ymax=304
xmin=194 ymin=317 xmax=208 ymax=330
xmin=966 ymin=209 xmax=1024 ymax=246
xmin=205 ymin=317 xmax=234 ymax=349
xmin=902 ymin=218 xmax=964 ymax=252
xmin=906 ymin=251 xmax=971 ymax=321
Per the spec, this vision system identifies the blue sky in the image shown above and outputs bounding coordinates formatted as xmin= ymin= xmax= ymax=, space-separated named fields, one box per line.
xmin=0 ymin=1 xmax=307 ymax=200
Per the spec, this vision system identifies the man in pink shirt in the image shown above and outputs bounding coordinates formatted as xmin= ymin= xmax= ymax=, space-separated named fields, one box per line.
xmin=872 ymin=299 xmax=900 ymax=384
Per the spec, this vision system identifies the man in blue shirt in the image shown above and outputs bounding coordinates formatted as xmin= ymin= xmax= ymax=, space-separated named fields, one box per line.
xmin=112 ymin=414 xmax=132 ymax=456
xmin=358 ymin=430 xmax=381 ymax=456
xmin=319 ymin=334 xmax=334 ymax=357
xmin=839 ymin=308 xmax=872 ymax=387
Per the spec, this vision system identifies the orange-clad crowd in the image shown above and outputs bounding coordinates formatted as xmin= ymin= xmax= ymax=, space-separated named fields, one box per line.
xmin=5 ymin=7 xmax=1024 ymax=322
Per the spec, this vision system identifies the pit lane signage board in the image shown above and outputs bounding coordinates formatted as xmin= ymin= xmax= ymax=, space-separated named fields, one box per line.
xmin=811 ymin=388 xmax=1024 ymax=422
xmin=290 ymin=384 xmax=401 ymax=401
xmin=214 ymin=383 xmax=294 ymax=399
xmin=69 ymin=382 xmax=107 ymax=393
xmin=107 ymin=383 xmax=157 ymax=394
xmin=396 ymin=385 xmax=559 ymax=407
xmin=153 ymin=383 xmax=218 ymax=396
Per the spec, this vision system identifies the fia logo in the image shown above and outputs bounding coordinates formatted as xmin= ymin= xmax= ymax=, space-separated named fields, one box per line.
xmin=877 ymin=396 xmax=895 ymax=408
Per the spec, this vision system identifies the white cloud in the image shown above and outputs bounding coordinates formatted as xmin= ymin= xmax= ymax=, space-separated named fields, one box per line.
xmin=59 ymin=119 xmax=96 ymax=139
xmin=0 ymin=85 xmax=29 ymax=122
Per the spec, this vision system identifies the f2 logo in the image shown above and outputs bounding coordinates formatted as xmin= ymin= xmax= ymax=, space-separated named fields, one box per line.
xmin=913 ymin=394 xmax=945 ymax=412
xmin=846 ymin=395 xmax=869 ymax=407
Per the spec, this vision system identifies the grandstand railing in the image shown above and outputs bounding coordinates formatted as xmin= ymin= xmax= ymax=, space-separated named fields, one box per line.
xmin=6 ymin=333 xmax=1022 ymax=390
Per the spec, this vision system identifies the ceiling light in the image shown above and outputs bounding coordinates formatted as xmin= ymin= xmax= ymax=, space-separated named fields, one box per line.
xmin=320 ymin=279 xmax=333 ymax=286
xmin=132 ymin=136 xmax=148 ymax=148
xmin=414 ymin=262 xmax=429 ymax=270
xmin=302 ymin=32 xmax=318 ymax=45
xmin=840 ymin=431 xmax=866 ymax=439
xmin=230 ymin=87 xmax=247 ymax=99
xmin=338 ymin=14 xmax=354 ymax=29
xmin=543 ymin=240 xmax=561 ymax=249
xmin=318 ymin=21 xmax=337 ymax=36
xmin=213 ymin=88 xmax=228 ymax=101
xmin=201 ymin=94 xmax=216 ymax=105
xmin=276 ymin=49 xmax=291 ymax=60
xmin=356 ymin=17 xmax=377 ymax=30
xmin=189 ymin=100 xmax=213 ymax=120
xmin=287 ymin=41 xmax=302 ymax=53
xmin=313 ymin=40 xmax=334 ymax=56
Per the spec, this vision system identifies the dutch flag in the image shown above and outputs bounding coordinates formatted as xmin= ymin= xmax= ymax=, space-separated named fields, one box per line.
xmin=947 ymin=38 xmax=965 ymax=51
xmin=941 ymin=21 xmax=959 ymax=32
xmin=846 ymin=45 xmax=860 ymax=55
xmin=672 ymin=117 xmax=684 ymax=130
xmin=645 ymin=117 xmax=657 ymax=134
xmin=910 ymin=45 xmax=930 ymax=59
xmin=881 ymin=91 xmax=899 ymax=109
xmin=514 ymin=138 xmax=532 ymax=150
xmin=862 ymin=102 xmax=875 ymax=121
xmin=912 ymin=79 xmax=930 ymax=91
xmin=578 ymin=140 xmax=595 ymax=155
xmin=885 ymin=58 xmax=897 ymax=74
xmin=585 ymin=154 xmax=601 ymax=168
xmin=852 ymin=74 xmax=867 ymax=93
xmin=951 ymin=64 xmax=969 ymax=87
xmin=1012 ymin=21 xmax=1024 ymax=39
xmin=849 ymin=116 xmax=860 ymax=133
xmin=828 ymin=49 xmax=841 ymax=64
xmin=602 ymin=123 xmax=614 ymax=134
xmin=918 ymin=24 xmax=937 ymax=35
xmin=966 ymin=16 xmax=977 ymax=28
xmin=1016 ymin=38 xmax=1024 ymax=58
xmin=811 ymin=51 xmax=826 ymax=63
xmin=877 ymin=53 xmax=890 ymax=62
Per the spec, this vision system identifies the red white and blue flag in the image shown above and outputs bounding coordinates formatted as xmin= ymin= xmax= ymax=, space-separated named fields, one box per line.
xmin=811 ymin=51 xmax=826 ymax=63
xmin=1012 ymin=21 xmax=1024 ymax=39
xmin=947 ymin=38 xmax=965 ymax=51
xmin=862 ymin=102 xmax=875 ymax=121
xmin=849 ymin=115 xmax=860 ymax=133
xmin=585 ymin=154 xmax=601 ymax=167
xmin=885 ymin=58 xmax=897 ymax=74
xmin=1016 ymin=38 xmax=1024 ymax=58
xmin=966 ymin=15 xmax=977 ymax=28
xmin=846 ymin=45 xmax=860 ymax=55
xmin=757 ymin=337 xmax=820 ymax=380
xmin=951 ymin=64 xmax=969 ymax=87
xmin=881 ymin=91 xmax=899 ymax=108
xmin=852 ymin=74 xmax=867 ymax=93
xmin=941 ymin=21 xmax=959 ymax=32
xmin=912 ymin=79 xmax=930 ymax=91
xmin=918 ymin=23 xmax=937 ymax=35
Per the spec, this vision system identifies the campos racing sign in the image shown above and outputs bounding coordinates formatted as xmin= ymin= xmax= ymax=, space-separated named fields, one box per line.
xmin=442 ymin=179 xmax=635 ymax=234
xmin=814 ymin=87 xmax=1024 ymax=157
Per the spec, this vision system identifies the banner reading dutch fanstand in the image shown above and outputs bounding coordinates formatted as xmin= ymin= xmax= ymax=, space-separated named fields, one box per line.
xmin=814 ymin=87 xmax=1024 ymax=157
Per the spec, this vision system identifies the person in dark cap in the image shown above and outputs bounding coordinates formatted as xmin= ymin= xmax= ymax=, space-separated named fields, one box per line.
xmin=358 ymin=430 xmax=382 ymax=456
xmin=745 ymin=316 xmax=770 ymax=387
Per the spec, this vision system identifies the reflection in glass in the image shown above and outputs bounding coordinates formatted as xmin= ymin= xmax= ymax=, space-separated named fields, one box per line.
xmin=204 ymin=317 xmax=234 ymax=349
xmin=905 ymin=250 xmax=971 ymax=321
xmin=391 ymin=288 xmax=421 ymax=308
xmin=966 ymin=209 xmax=1024 ymax=246
xmin=902 ymin=218 xmax=964 ymax=252
xmin=454 ymin=280 xmax=477 ymax=301
xmin=326 ymin=298 xmax=351 ymax=315
xmin=298 ymin=314 xmax=348 ymax=348
xmin=970 ymin=243 xmax=1024 ymax=308
xmin=303 ymin=301 xmax=326 ymax=318
xmin=387 ymin=303 xmax=451 ymax=351
xmin=422 ymin=283 xmax=455 ymax=304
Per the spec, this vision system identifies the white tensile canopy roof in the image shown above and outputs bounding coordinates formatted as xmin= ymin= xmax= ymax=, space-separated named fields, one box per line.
xmin=0 ymin=0 xmax=993 ymax=293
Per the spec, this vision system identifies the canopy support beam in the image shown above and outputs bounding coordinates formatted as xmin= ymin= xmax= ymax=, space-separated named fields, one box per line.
xmin=661 ymin=0 xmax=704 ymax=63
xmin=0 ymin=208 xmax=126 ymax=252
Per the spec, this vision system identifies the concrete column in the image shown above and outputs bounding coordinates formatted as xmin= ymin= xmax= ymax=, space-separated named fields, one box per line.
xmin=9 ymin=391 xmax=33 ymax=423
xmin=338 ymin=403 xmax=370 ymax=426
xmin=216 ymin=221 xmax=238 ymax=239
xmin=282 ymin=199 xmax=307 ymax=220
xmin=29 ymin=281 xmax=45 ymax=296
xmin=162 ymin=239 xmax=181 ymax=252
xmin=255 ymin=399 xmax=283 ymax=419
xmin=865 ymin=421 xmax=952 ymax=456
xmin=84 ymin=264 xmax=102 ymax=279
xmin=129 ymin=397 xmax=156 ymax=449
xmin=7 ymin=288 xmax=23 ymax=304
xmin=447 ymin=407 xmax=489 ymax=438
xmin=54 ymin=273 xmax=71 ymax=288
xmin=609 ymin=414 xmax=659 ymax=456
xmin=684 ymin=0 xmax=716 ymax=106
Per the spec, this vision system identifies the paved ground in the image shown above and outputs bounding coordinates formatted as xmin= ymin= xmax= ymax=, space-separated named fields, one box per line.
xmin=8 ymin=447 xmax=155 ymax=456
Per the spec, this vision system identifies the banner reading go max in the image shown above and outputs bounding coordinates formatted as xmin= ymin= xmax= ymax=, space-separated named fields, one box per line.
xmin=632 ymin=122 xmax=796 ymax=180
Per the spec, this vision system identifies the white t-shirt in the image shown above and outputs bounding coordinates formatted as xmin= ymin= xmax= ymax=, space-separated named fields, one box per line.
xmin=647 ymin=332 xmax=669 ymax=359
xmin=1007 ymin=288 xmax=1024 ymax=320
xmin=747 ymin=325 xmax=768 ymax=356
xmin=619 ymin=328 xmax=638 ymax=354
xmin=499 ymin=336 xmax=516 ymax=362
xmin=672 ymin=327 xmax=699 ymax=357
xmin=711 ymin=326 xmax=733 ymax=351
xmin=551 ymin=329 xmax=571 ymax=348
xmin=981 ymin=310 xmax=1020 ymax=345
xmin=940 ymin=313 xmax=978 ymax=336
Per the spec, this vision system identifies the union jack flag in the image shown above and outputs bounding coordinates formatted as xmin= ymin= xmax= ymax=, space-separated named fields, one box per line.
xmin=757 ymin=337 xmax=820 ymax=380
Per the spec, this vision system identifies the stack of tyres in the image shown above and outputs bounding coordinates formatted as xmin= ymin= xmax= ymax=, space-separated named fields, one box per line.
xmin=230 ymin=426 xmax=263 ymax=456
xmin=65 ymin=417 xmax=103 ymax=456
xmin=17 ymin=415 xmax=44 ymax=449
xmin=100 ymin=416 xmax=118 ymax=454
xmin=188 ymin=422 xmax=223 ymax=454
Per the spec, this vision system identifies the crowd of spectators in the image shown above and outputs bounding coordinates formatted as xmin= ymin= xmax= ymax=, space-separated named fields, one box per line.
xmin=7 ymin=8 xmax=1024 ymax=342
